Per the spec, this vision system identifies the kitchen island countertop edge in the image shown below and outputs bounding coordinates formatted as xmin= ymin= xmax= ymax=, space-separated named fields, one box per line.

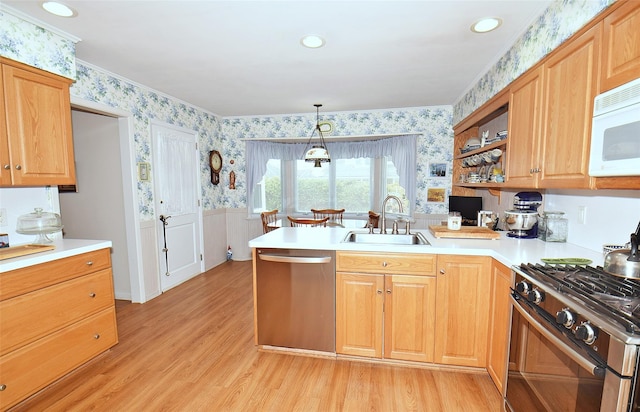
xmin=248 ymin=227 xmax=605 ymax=268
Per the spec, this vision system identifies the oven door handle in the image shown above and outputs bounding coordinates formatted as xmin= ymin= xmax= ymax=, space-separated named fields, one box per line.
xmin=258 ymin=254 xmax=332 ymax=264
xmin=511 ymin=296 xmax=605 ymax=377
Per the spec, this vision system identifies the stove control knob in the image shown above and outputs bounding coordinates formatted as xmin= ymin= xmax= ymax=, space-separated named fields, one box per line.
xmin=515 ymin=281 xmax=531 ymax=294
xmin=575 ymin=323 xmax=598 ymax=345
xmin=527 ymin=289 xmax=545 ymax=304
xmin=556 ymin=309 xmax=576 ymax=328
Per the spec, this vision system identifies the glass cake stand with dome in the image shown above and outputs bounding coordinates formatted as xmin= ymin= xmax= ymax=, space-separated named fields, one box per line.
xmin=16 ymin=208 xmax=64 ymax=244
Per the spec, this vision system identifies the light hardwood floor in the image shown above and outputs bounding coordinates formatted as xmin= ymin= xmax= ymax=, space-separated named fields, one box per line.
xmin=12 ymin=260 xmax=503 ymax=411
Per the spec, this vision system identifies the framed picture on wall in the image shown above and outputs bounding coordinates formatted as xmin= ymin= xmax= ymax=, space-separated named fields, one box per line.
xmin=429 ymin=162 xmax=448 ymax=178
xmin=138 ymin=162 xmax=150 ymax=182
xmin=427 ymin=188 xmax=446 ymax=203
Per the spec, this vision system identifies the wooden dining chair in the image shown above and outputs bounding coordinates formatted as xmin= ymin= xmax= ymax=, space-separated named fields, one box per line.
xmin=365 ymin=210 xmax=380 ymax=229
xmin=311 ymin=208 xmax=345 ymax=226
xmin=260 ymin=209 xmax=279 ymax=233
xmin=287 ymin=216 xmax=330 ymax=227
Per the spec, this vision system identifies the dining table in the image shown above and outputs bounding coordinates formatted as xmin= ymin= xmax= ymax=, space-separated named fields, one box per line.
xmin=269 ymin=218 xmax=366 ymax=230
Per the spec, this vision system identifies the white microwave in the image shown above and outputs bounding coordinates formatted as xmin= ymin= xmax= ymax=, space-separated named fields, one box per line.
xmin=589 ymin=77 xmax=640 ymax=177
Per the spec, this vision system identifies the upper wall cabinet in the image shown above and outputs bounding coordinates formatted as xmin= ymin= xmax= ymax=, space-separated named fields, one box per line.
xmin=601 ymin=0 xmax=640 ymax=93
xmin=504 ymin=67 xmax=544 ymax=188
xmin=1 ymin=58 xmax=76 ymax=187
xmin=454 ymin=0 xmax=640 ymax=192
xmin=537 ymin=24 xmax=600 ymax=189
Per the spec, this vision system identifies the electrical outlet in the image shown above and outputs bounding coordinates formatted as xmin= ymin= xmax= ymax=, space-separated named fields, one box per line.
xmin=0 ymin=208 xmax=7 ymax=227
xmin=577 ymin=206 xmax=587 ymax=225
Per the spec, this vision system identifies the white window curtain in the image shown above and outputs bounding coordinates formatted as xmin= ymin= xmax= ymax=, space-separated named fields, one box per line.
xmin=156 ymin=132 xmax=197 ymax=215
xmin=246 ymin=134 xmax=418 ymax=211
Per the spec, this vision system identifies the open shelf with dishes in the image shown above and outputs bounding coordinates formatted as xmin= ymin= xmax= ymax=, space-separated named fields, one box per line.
xmin=452 ymin=99 xmax=509 ymax=194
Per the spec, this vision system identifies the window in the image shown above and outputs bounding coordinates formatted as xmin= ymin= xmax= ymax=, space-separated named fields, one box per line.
xmin=246 ymin=134 xmax=418 ymax=215
xmin=252 ymin=156 xmax=408 ymax=215
xmin=252 ymin=159 xmax=281 ymax=212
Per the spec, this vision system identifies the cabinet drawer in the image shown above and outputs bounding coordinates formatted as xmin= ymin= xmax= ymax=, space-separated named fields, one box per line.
xmin=0 ymin=248 xmax=111 ymax=300
xmin=336 ymin=252 xmax=436 ymax=275
xmin=0 ymin=307 xmax=117 ymax=411
xmin=0 ymin=269 xmax=114 ymax=356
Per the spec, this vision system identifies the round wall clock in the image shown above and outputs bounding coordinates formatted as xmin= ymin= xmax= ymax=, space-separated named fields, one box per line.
xmin=209 ymin=150 xmax=222 ymax=185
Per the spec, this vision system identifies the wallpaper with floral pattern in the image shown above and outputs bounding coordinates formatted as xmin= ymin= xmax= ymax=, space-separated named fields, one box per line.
xmin=1 ymin=1 xmax=613 ymax=220
xmin=0 ymin=9 xmax=76 ymax=79
xmin=223 ymin=107 xmax=454 ymax=215
xmin=72 ymin=61 xmax=221 ymax=220
xmin=453 ymin=0 xmax=613 ymax=122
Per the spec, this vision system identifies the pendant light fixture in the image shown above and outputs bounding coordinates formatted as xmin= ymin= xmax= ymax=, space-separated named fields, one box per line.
xmin=303 ymin=104 xmax=331 ymax=167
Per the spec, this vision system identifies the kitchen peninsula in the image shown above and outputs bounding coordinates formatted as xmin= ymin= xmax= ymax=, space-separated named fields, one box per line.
xmin=249 ymin=226 xmax=604 ymax=393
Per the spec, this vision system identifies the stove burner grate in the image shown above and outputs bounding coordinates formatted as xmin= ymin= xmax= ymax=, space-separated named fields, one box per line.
xmin=520 ymin=263 xmax=640 ymax=335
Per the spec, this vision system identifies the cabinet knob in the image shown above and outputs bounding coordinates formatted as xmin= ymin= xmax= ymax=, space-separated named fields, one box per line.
xmin=377 ymin=289 xmax=383 ymax=295
xmin=439 ymin=269 xmax=445 ymax=274
xmin=89 ymin=292 xmax=96 ymax=298
xmin=382 ymin=261 xmax=388 ymax=267
xmin=2 ymin=164 xmax=9 ymax=170
xmin=86 ymin=261 xmax=93 ymax=266
xmin=94 ymin=333 xmax=101 ymax=339
xmin=0 ymin=384 xmax=6 ymax=391
xmin=386 ymin=289 xmax=391 ymax=294
xmin=15 ymin=164 xmax=21 ymax=170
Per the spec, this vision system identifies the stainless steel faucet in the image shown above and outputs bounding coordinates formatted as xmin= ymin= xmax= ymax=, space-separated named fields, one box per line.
xmin=380 ymin=195 xmax=403 ymax=234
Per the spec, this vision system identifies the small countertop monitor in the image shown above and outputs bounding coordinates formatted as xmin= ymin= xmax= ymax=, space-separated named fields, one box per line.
xmin=449 ymin=196 xmax=482 ymax=226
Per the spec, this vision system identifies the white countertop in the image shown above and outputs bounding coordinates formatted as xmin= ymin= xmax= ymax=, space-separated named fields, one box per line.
xmin=248 ymin=227 xmax=605 ymax=269
xmin=0 ymin=239 xmax=113 ymax=273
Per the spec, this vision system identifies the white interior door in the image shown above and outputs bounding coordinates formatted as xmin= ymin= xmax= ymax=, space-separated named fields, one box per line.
xmin=152 ymin=123 xmax=203 ymax=292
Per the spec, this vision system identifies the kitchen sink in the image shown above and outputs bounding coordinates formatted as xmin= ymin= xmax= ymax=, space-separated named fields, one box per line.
xmin=342 ymin=231 xmax=431 ymax=246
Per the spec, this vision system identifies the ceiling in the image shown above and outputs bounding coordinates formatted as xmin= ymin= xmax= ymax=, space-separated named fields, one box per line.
xmin=4 ymin=1 xmax=552 ymax=117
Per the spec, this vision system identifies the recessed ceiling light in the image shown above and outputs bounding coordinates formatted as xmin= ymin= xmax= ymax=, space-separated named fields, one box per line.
xmin=41 ymin=1 xmax=76 ymax=17
xmin=301 ymin=35 xmax=325 ymax=49
xmin=471 ymin=17 xmax=502 ymax=33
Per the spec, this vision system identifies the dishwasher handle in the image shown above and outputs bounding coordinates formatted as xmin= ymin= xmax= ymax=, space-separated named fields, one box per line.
xmin=258 ymin=253 xmax=332 ymax=264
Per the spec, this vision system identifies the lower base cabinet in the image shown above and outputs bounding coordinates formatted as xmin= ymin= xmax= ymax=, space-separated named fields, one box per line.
xmin=335 ymin=252 xmax=493 ymax=368
xmin=336 ymin=272 xmax=437 ymax=362
xmin=486 ymin=260 xmax=513 ymax=394
xmin=335 ymin=252 xmax=437 ymax=362
xmin=0 ymin=248 xmax=118 ymax=411
xmin=434 ymin=255 xmax=491 ymax=367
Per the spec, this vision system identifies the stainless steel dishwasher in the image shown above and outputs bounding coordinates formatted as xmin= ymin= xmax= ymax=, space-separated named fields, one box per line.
xmin=255 ymin=248 xmax=335 ymax=352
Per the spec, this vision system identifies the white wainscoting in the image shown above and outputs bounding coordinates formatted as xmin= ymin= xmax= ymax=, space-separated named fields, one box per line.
xmin=203 ymin=208 xmax=227 ymax=270
xmin=139 ymin=219 xmax=161 ymax=302
xmin=226 ymin=208 xmax=262 ymax=262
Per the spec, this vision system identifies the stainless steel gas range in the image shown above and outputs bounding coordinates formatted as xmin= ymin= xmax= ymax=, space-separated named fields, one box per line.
xmin=506 ymin=263 xmax=640 ymax=412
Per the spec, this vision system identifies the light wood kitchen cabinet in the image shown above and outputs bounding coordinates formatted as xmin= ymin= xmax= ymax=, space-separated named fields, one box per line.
xmin=537 ymin=24 xmax=600 ymax=189
xmin=435 ymin=255 xmax=491 ymax=367
xmin=486 ymin=260 xmax=513 ymax=395
xmin=0 ymin=57 xmax=76 ymax=187
xmin=336 ymin=252 xmax=437 ymax=362
xmin=0 ymin=248 xmax=118 ymax=410
xmin=600 ymin=0 xmax=640 ymax=93
xmin=504 ymin=67 xmax=543 ymax=187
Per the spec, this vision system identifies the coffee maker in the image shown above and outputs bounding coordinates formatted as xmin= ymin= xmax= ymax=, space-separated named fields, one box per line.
xmin=504 ymin=191 xmax=543 ymax=238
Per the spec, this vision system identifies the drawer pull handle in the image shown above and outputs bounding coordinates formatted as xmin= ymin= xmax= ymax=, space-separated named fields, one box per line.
xmin=89 ymin=292 xmax=96 ymax=298
xmin=86 ymin=261 xmax=93 ymax=266
xmin=94 ymin=334 xmax=100 ymax=340
xmin=0 ymin=384 xmax=6 ymax=391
